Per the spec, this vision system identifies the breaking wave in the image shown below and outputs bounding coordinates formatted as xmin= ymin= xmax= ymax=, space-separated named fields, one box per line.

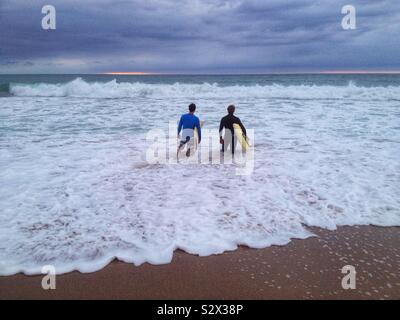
xmin=9 ymin=77 xmax=400 ymax=100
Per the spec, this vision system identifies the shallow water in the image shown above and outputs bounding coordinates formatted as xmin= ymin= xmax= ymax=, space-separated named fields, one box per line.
xmin=0 ymin=75 xmax=399 ymax=275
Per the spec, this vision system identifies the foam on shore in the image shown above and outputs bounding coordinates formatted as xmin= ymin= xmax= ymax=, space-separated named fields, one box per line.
xmin=1 ymin=79 xmax=399 ymax=275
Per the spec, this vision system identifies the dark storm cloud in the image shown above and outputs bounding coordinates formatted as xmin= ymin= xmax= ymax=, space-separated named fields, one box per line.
xmin=0 ymin=0 xmax=399 ymax=73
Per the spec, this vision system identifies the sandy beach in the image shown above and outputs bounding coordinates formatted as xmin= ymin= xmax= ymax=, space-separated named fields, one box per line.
xmin=0 ymin=225 xmax=398 ymax=300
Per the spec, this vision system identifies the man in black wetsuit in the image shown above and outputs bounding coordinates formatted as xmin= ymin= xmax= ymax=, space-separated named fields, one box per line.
xmin=219 ymin=104 xmax=247 ymax=154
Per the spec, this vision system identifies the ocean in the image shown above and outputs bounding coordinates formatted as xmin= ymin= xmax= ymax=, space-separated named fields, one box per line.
xmin=0 ymin=74 xmax=399 ymax=275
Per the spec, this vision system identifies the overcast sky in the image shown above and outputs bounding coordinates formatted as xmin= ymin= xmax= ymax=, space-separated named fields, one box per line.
xmin=0 ymin=0 xmax=399 ymax=73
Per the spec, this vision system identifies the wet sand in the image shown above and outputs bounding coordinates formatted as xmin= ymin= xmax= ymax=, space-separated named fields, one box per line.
xmin=0 ymin=225 xmax=399 ymax=300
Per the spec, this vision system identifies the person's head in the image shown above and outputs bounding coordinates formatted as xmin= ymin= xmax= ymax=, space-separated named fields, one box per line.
xmin=227 ymin=104 xmax=235 ymax=114
xmin=189 ymin=103 xmax=196 ymax=113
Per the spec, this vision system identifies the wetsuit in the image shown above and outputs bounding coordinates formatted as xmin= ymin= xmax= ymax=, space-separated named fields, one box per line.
xmin=219 ymin=114 xmax=246 ymax=154
xmin=178 ymin=113 xmax=201 ymax=146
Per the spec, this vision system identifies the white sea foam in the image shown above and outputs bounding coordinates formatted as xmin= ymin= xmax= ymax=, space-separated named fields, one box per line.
xmin=10 ymin=77 xmax=400 ymax=101
xmin=1 ymin=79 xmax=399 ymax=275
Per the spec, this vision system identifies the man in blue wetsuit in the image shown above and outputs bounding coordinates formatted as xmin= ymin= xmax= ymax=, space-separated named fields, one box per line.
xmin=177 ymin=103 xmax=202 ymax=157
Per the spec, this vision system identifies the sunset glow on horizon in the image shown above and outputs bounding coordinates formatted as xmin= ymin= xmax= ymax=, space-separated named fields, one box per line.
xmin=103 ymin=72 xmax=155 ymax=75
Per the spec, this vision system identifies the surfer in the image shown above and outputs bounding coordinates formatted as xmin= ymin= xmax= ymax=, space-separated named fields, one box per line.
xmin=177 ymin=103 xmax=202 ymax=157
xmin=219 ymin=104 xmax=247 ymax=154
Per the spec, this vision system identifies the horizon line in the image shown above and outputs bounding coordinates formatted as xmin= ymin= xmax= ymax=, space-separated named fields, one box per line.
xmin=102 ymin=70 xmax=400 ymax=75
xmin=2 ymin=70 xmax=400 ymax=76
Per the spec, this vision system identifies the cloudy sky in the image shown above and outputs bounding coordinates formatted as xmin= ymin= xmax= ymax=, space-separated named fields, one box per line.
xmin=0 ymin=0 xmax=399 ymax=74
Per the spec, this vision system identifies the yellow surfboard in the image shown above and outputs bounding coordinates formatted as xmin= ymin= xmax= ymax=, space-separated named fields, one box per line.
xmin=233 ymin=123 xmax=249 ymax=152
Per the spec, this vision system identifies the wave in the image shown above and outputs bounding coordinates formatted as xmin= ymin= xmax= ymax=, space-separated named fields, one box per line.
xmin=9 ymin=78 xmax=400 ymax=100
xmin=1 ymin=77 xmax=400 ymax=275
xmin=0 ymin=83 xmax=11 ymax=96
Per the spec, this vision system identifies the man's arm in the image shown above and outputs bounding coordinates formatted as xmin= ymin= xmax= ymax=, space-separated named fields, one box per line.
xmin=195 ymin=118 xmax=201 ymax=143
xmin=177 ymin=115 xmax=183 ymax=135
xmin=219 ymin=118 xmax=224 ymax=137
xmin=219 ymin=118 xmax=225 ymax=144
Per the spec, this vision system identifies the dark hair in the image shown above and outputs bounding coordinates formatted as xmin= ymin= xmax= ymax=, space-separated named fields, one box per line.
xmin=227 ymin=104 xmax=235 ymax=114
xmin=189 ymin=103 xmax=196 ymax=112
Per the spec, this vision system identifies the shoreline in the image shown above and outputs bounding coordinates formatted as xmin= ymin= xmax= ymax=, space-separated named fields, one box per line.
xmin=0 ymin=225 xmax=399 ymax=300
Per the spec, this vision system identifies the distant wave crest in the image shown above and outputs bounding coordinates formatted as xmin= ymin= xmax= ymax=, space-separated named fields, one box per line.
xmin=9 ymin=77 xmax=400 ymax=100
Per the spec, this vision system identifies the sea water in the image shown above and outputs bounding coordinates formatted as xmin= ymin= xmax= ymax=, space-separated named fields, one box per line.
xmin=0 ymin=74 xmax=399 ymax=275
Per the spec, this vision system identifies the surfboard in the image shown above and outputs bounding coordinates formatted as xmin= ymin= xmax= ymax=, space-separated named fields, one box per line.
xmin=233 ymin=123 xmax=249 ymax=152
xmin=177 ymin=121 xmax=204 ymax=159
